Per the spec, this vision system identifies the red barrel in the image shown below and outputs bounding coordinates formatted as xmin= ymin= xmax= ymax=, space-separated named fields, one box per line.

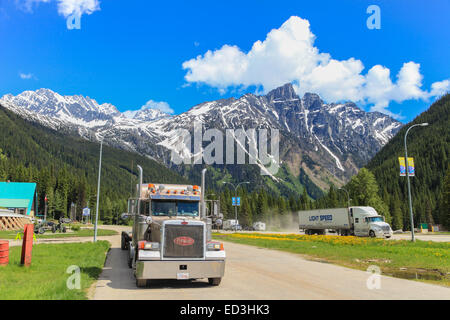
xmin=0 ymin=240 xmax=9 ymax=266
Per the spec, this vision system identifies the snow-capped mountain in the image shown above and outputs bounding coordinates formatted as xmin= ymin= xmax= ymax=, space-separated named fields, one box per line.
xmin=0 ymin=84 xmax=402 ymax=192
xmin=0 ymin=89 xmax=121 ymax=128
xmin=123 ymin=108 xmax=171 ymax=122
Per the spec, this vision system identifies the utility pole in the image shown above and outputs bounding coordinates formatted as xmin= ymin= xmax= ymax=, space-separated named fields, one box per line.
xmin=223 ymin=181 xmax=249 ymax=232
xmin=94 ymin=140 xmax=103 ymax=242
xmin=404 ymin=123 xmax=428 ymax=242
xmin=338 ymin=188 xmax=350 ymax=208
xmin=44 ymin=195 xmax=48 ymax=221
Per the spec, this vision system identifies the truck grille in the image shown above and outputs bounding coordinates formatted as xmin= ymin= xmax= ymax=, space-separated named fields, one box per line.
xmin=163 ymin=224 xmax=204 ymax=259
xmin=382 ymin=225 xmax=390 ymax=232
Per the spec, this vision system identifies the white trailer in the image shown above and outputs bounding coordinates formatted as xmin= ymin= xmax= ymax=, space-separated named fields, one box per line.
xmin=252 ymin=221 xmax=266 ymax=231
xmin=223 ymin=219 xmax=239 ymax=231
xmin=298 ymin=206 xmax=393 ymax=238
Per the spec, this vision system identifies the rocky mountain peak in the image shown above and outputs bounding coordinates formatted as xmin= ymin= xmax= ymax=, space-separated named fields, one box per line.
xmin=266 ymin=83 xmax=298 ymax=102
xmin=302 ymin=92 xmax=323 ymax=110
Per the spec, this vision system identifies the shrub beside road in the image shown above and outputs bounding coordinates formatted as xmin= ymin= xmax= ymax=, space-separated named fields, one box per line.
xmin=0 ymin=241 xmax=110 ymax=300
xmin=214 ymin=233 xmax=450 ymax=286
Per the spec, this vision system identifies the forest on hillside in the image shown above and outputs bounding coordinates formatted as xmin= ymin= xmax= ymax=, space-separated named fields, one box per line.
xmin=365 ymin=94 xmax=449 ymax=230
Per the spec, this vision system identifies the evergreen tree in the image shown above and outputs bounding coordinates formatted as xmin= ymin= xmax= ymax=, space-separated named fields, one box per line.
xmin=390 ymin=194 xmax=403 ymax=231
xmin=0 ymin=148 xmax=7 ymax=180
xmin=440 ymin=166 xmax=450 ymax=229
xmin=347 ymin=168 xmax=390 ymax=221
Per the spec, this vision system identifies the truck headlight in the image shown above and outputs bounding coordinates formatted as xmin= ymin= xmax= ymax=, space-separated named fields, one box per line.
xmin=138 ymin=241 xmax=160 ymax=250
xmin=207 ymin=241 xmax=224 ymax=251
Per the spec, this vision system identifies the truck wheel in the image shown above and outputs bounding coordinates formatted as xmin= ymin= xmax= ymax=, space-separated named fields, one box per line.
xmin=121 ymin=236 xmax=126 ymax=250
xmin=127 ymin=255 xmax=133 ymax=268
xmin=136 ymin=279 xmax=147 ymax=287
xmin=369 ymin=230 xmax=376 ymax=238
xmin=208 ymin=278 xmax=222 ymax=286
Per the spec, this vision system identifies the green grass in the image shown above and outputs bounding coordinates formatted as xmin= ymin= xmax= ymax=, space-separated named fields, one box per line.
xmin=0 ymin=228 xmax=117 ymax=240
xmin=214 ymin=233 xmax=450 ymax=286
xmin=0 ymin=241 xmax=110 ymax=300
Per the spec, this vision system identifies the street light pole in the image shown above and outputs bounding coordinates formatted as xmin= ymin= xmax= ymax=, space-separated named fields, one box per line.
xmin=338 ymin=188 xmax=350 ymax=208
xmin=404 ymin=123 xmax=428 ymax=242
xmin=223 ymin=181 xmax=249 ymax=232
xmin=94 ymin=140 xmax=103 ymax=242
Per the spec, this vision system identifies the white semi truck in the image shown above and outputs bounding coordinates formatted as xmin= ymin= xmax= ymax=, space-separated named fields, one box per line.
xmin=298 ymin=206 xmax=393 ymax=238
xmin=121 ymin=167 xmax=226 ymax=287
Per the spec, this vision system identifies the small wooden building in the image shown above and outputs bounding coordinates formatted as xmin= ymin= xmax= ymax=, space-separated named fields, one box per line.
xmin=0 ymin=182 xmax=37 ymax=230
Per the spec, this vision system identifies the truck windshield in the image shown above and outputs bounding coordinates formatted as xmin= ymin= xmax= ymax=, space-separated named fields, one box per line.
xmin=177 ymin=201 xmax=199 ymax=217
xmin=152 ymin=201 xmax=176 ymax=216
xmin=151 ymin=200 xmax=199 ymax=217
xmin=368 ymin=216 xmax=384 ymax=222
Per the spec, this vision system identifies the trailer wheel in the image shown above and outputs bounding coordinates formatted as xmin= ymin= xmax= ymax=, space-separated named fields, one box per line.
xmin=208 ymin=278 xmax=221 ymax=286
xmin=369 ymin=230 xmax=376 ymax=238
xmin=136 ymin=279 xmax=147 ymax=287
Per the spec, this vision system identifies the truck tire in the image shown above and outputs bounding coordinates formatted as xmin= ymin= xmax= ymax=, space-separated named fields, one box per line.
xmin=369 ymin=230 xmax=376 ymax=238
xmin=121 ymin=236 xmax=126 ymax=250
xmin=136 ymin=279 xmax=147 ymax=287
xmin=208 ymin=278 xmax=221 ymax=286
xmin=128 ymin=255 xmax=133 ymax=268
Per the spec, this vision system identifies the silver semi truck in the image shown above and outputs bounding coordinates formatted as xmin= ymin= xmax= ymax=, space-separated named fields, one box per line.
xmin=298 ymin=206 xmax=393 ymax=238
xmin=121 ymin=167 xmax=225 ymax=287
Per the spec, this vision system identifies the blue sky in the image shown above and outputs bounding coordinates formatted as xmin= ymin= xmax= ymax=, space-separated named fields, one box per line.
xmin=0 ymin=0 xmax=448 ymax=122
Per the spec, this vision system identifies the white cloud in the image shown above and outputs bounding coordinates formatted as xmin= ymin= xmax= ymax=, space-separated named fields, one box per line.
xmin=56 ymin=0 xmax=100 ymax=17
xmin=123 ymin=100 xmax=174 ymax=118
xmin=429 ymin=79 xmax=450 ymax=97
xmin=19 ymin=0 xmax=100 ymax=17
xmin=18 ymin=0 xmax=51 ymax=13
xmin=141 ymin=100 xmax=174 ymax=114
xmin=19 ymin=72 xmax=34 ymax=79
xmin=182 ymin=16 xmax=449 ymax=118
